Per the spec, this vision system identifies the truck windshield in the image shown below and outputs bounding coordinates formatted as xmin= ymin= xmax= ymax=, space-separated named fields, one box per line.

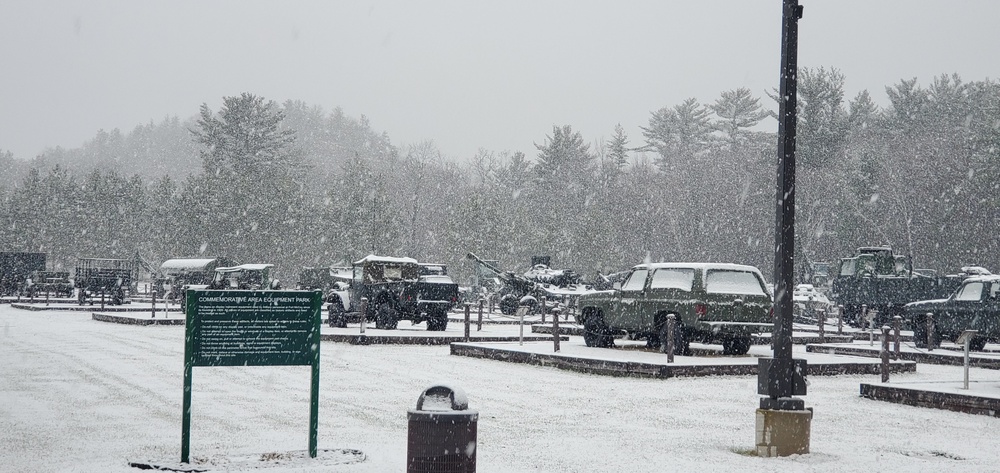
xmin=705 ymin=270 xmax=765 ymax=296
xmin=621 ymin=269 xmax=648 ymax=291
xmin=956 ymin=282 xmax=984 ymax=301
xmin=650 ymin=268 xmax=694 ymax=291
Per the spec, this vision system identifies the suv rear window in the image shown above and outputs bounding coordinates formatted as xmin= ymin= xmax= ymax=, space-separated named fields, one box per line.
xmin=705 ymin=270 xmax=765 ymax=296
xmin=650 ymin=268 xmax=694 ymax=291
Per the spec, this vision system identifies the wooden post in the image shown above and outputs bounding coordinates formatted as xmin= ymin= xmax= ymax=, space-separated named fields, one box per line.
xmin=926 ymin=312 xmax=935 ymax=351
xmin=464 ymin=303 xmax=471 ymax=342
xmin=151 ymin=288 xmax=157 ymax=318
xmin=552 ymin=308 xmax=561 ymax=352
xmin=101 ymin=290 xmax=105 ymax=310
xmin=540 ymin=296 xmax=547 ymax=323
xmin=837 ymin=304 xmax=843 ymax=335
xmin=518 ymin=306 xmax=524 ymax=346
xmin=666 ymin=314 xmax=675 ymax=363
xmin=892 ymin=315 xmax=902 ymax=359
xmin=880 ymin=326 xmax=891 ymax=383
xmin=477 ymin=298 xmax=484 ymax=331
xmin=359 ymin=297 xmax=368 ymax=334
xmin=817 ymin=308 xmax=825 ymax=344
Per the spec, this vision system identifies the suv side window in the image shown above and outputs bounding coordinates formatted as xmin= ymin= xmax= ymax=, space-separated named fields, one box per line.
xmin=650 ymin=268 xmax=694 ymax=291
xmin=956 ymin=281 xmax=984 ymax=301
xmin=705 ymin=270 xmax=766 ymax=295
xmin=621 ymin=269 xmax=649 ymax=292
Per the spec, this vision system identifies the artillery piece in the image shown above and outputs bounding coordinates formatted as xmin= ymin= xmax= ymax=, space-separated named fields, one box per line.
xmin=465 ymin=252 xmax=587 ymax=315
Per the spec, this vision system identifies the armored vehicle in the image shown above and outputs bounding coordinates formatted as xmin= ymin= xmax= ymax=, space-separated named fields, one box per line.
xmin=326 ymin=255 xmax=459 ymax=331
xmin=830 ymin=246 xmax=943 ymax=326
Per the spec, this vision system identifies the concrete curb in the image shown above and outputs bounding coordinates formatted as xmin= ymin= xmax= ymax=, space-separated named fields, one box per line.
xmin=806 ymin=343 xmax=1000 ymax=369
xmin=321 ymin=333 xmax=567 ymax=345
xmin=451 ymin=343 xmax=916 ymax=378
xmin=860 ymin=383 xmax=1000 ymax=417
xmin=92 ymin=312 xmax=185 ymax=325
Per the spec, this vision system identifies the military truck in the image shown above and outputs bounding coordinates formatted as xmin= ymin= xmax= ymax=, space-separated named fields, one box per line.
xmin=575 ymin=262 xmax=773 ymax=355
xmin=159 ymin=257 xmax=237 ymax=300
xmin=326 ymin=255 xmax=458 ymax=331
xmin=0 ymin=252 xmax=46 ymax=296
xmin=75 ymin=257 xmax=135 ymax=305
xmin=207 ymin=264 xmax=280 ymax=290
xmin=830 ymin=246 xmax=944 ymax=327
xmin=905 ymin=275 xmax=1000 ymax=351
xmin=24 ymin=271 xmax=74 ymax=298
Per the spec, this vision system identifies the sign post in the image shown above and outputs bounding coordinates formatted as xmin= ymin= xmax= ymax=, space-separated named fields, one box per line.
xmin=181 ymin=289 xmax=322 ymax=463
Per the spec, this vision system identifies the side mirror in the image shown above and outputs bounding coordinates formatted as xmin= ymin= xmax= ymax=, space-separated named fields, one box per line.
xmin=612 ymin=282 xmax=622 ymax=290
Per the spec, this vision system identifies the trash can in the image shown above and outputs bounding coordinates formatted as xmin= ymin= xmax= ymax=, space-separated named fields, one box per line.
xmin=407 ymin=384 xmax=478 ymax=473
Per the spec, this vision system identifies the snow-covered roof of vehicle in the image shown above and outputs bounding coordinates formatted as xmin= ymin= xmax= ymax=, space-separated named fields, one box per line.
xmin=215 ymin=264 xmax=273 ymax=272
xmin=961 ymin=266 xmax=992 ymax=276
xmin=353 ymin=254 xmax=419 ymax=265
xmin=160 ymin=258 xmax=220 ymax=271
xmin=630 ymin=262 xmax=764 ymax=274
xmin=962 ymin=274 xmax=1000 ymax=284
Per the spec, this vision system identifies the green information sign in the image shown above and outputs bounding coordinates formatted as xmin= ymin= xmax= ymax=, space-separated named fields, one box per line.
xmin=181 ymin=289 xmax=322 ymax=463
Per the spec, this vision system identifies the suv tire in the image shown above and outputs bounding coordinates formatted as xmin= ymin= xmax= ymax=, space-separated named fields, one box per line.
xmin=583 ymin=312 xmax=614 ymax=348
xmin=722 ymin=337 xmax=752 ymax=355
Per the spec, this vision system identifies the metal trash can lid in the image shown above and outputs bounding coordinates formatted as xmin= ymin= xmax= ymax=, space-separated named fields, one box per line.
xmin=408 ymin=384 xmax=478 ymax=420
xmin=415 ymin=384 xmax=468 ymax=411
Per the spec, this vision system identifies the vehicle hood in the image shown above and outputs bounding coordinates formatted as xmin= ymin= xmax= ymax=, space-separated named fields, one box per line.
xmin=905 ymin=298 xmax=948 ymax=310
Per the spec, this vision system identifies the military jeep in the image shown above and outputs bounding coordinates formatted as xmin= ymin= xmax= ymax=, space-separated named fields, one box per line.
xmin=575 ymin=262 xmax=773 ymax=355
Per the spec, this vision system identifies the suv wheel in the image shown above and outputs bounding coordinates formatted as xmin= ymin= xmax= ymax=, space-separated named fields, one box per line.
xmin=722 ymin=337 xmax=752 ymax=356
xmin=970 ymin=336 xmax=988 ymax=352
xmin=583 ymin=312 xmax=614 ymax=348
xmin=375 ymin=302 xmax=398 ymax=330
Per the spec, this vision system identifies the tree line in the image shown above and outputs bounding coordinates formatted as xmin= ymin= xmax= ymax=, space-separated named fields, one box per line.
xmin=2 ymin=70 xmax=998 ymax=284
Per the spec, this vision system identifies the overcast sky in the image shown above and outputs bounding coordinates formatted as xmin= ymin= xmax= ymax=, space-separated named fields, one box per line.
xmin=2 ymin=0 xmax=999 ymax=162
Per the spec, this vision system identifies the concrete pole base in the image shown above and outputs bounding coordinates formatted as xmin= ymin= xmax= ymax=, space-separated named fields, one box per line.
xmin=755 ymin=408 xmax=812 ymax=457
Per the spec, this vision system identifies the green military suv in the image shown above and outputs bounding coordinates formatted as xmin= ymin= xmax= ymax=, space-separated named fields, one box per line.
xmin=575 ymin=263 xmax=773 ymax=355
xmin=905 ymin=275 xmax=1000 ymax=350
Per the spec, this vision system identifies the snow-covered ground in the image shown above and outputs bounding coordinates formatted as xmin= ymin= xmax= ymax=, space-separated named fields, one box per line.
xmin=2 ymin=304 xmax=999 ymax=472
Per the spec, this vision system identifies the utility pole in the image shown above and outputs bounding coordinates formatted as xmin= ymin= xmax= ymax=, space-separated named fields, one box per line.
xmin=755 ymin=0 xmax=812 ymax=457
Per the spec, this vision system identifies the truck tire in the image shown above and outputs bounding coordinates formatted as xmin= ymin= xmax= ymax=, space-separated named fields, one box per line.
xmin=426 ymin=311 xmax=448 ymax=331
xmin=375 ymin=301 xmax=398 ymax=330
xmin=722 ymin=337 xmax=752 ymax=356
xmin=328 ymin=303 xmax=347 ymax=328
xmin=583 ymin=312 xmax=614 ymax=348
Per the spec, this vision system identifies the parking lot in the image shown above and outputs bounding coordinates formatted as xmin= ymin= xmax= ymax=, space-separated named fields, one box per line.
xmin=1 ymin=304 xmax=998 ymax=472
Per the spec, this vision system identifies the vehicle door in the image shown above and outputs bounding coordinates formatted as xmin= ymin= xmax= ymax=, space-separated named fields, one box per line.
xmin=607 ymin=268 xmax=649 ymax=328
xmin=948 ymin=280 xmax=986 ymax=335
xmin=978 ymin=281 xmax=1000 ymax=337
xmin=647 ymin=267 xmax=695 ymax=326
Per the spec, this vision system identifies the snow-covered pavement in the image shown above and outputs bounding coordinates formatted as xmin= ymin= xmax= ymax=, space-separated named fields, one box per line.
xmin=2 ymin=305 xmax=999 ymax=472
